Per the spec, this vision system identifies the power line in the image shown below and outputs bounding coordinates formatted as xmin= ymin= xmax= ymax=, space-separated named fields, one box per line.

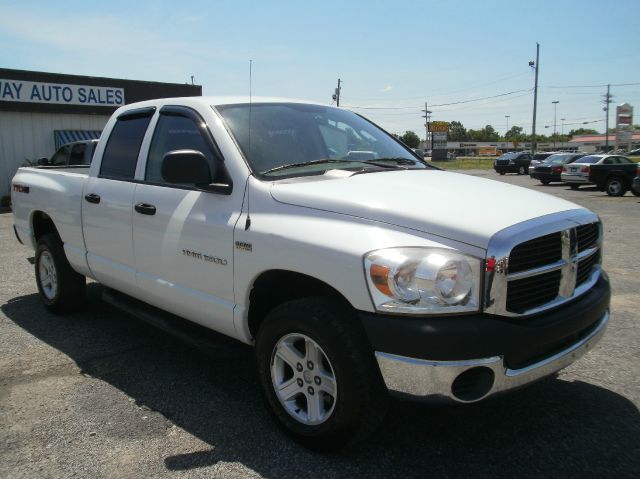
xmin=545 ymin=81 xmax=640 ymax=89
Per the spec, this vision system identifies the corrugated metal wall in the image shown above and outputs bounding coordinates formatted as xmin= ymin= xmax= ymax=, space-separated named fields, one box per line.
xmin=0 ymin=111 xmax=109 ymax=196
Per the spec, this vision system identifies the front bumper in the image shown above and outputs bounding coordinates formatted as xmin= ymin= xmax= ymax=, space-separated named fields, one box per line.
xmin=360 ymin=274 xmax=610 ymax=403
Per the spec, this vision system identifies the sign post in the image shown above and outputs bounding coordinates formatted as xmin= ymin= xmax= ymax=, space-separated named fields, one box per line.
xmin=428 ymin=121 xmax=449 ymax=161
xmin=615 ymin=103 xmax=633 ymax=151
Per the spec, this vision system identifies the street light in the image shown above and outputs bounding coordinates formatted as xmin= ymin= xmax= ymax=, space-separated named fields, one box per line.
xmin=552 ymin=101 xmax=559 ymax=149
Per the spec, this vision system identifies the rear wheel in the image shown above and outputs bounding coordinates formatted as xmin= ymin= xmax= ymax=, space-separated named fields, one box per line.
xmin=569 ymin=183 xmax=580 ymax=190
xmin=255 ymin=297 xmax=388 ymax=451
xmin=541 ymin=179 xmax=551 ymax=185
xmin=499 ymin=171 xmax=505 ymax=176
xmin=605 ymin=176 xmax=626 ymax=197
xmin=518 ymin=165 xmax=526 ymax=175
xmin=35 ymin=234 xmax=85 ymax=313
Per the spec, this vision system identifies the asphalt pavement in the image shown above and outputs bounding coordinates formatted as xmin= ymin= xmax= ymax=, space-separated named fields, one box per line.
xmin=1 ymin=173 xmax=638 ymax=478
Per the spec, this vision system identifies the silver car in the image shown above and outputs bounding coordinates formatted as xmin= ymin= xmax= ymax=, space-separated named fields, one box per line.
xmin=560 ymin=154 xmax=614 ymax=189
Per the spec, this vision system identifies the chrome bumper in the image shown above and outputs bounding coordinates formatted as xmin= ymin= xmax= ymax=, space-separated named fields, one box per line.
xmin=375 ymin=311 xmax=609 ymax=403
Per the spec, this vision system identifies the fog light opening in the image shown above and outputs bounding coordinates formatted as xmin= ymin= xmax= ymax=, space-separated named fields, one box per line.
xmin=451 ymin=366 xmax=495 ymax=402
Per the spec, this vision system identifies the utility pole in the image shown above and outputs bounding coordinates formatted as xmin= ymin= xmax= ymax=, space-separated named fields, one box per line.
xmin=505 ymin=115 xmax=510 ymax=135
xmin=602 ymin=84 xmax=612 ymax=150
xmin=560 ymin=118 xmax=566 ymax=136
xmin=530 ymin=43 xmax=540 ymax=153
xmin=423 ymin=102 xmax=430 ymax=151
xmin=332 ymin=79 xmax=342 ymax=107
xmin=552 ymin=100 xmax=559 ymax=149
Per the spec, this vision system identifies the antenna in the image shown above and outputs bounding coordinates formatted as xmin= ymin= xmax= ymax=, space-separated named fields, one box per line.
xmin=245 ymin=60 xmax=253 ymax=231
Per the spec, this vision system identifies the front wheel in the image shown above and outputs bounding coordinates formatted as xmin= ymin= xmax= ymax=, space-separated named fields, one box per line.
xmin=605 ymin=177 xmax=626 ymax=197
xmin=35 ymin=234 xmax=85 ymax=313
xmin=255 ymin=297 xmax=388 ymax=451
xmin=498 ymin=171 xmax=505 ymax=176
xmin=518 ymin=165 xmax=526 ymax=175
xmin=541 ymin=179 xmax=551 ymax=185
xmin=569 ymin=183 xmax=580 ymax=190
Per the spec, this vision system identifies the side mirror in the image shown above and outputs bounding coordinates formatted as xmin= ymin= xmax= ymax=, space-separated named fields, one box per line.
xmin=161 ymin=149 xmax=233 ymax=195
xmin=37 ymin=157 xmax=50 ymax=166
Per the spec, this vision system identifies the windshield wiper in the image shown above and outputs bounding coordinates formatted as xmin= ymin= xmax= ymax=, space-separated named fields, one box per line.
xmin=261 ymin=159 xmax=352 ymax=175
xmin=365 ymin=157 xmax=421 ymax=168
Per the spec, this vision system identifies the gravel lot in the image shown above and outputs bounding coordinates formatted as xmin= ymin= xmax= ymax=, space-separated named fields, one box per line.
xmin=1 ymin=172 xmax=638 ymax=478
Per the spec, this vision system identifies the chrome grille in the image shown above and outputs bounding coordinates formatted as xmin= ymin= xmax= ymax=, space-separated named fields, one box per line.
xmin=484 ymin=211 xmax=602 ymax=318
xmin=506 ymin=270 xmax=562 ymax=313
xmin=508 ymin=232 xmax=561 ymax=274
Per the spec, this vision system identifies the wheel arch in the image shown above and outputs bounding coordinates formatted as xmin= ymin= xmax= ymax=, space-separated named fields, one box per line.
xmin=247 ymin=269 xmax=354 ymax=339
xmin=31 ymin=210 xmax=60 ymax=243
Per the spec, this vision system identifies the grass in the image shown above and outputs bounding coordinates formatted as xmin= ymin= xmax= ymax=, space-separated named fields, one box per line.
xmin=427 ymin=156 xmax=495 ymax=170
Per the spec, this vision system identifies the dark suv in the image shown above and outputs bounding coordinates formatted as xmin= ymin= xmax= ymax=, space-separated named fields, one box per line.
xmin=494 ymin=152 xmax=533 ymax=175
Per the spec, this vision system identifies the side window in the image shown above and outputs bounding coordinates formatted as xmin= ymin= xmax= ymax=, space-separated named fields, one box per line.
xmin=603 ymin=158 xmax=615 ymax=165
xmin=100 ymin=113 xmax=153 ymax=179
xmin=145 ymin=114 xmax=221 ymax=184
xmin=50 ymin=145 xmax=70 ymax=166
xmin=617 ymin=156 xmax=631 ymax=164
xmin=69 ymin=144 xmax=86 ymax=165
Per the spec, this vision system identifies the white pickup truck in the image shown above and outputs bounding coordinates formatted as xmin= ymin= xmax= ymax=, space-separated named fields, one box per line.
xmin=11 ymin=97 xmax=610 ymax=450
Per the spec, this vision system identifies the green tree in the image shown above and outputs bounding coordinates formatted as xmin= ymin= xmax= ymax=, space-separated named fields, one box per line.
xmin=568 ymin=128 xmax=598 ymax=137
xmin=448 ymin=121 xmax=467 ymax=141
xmin=399 ymin=130 xmax=421 ymax=148
xmin=504 ymin=126 xmax=524 ymax=140
xmin=467 ymin=125 xmax=499 ymax=142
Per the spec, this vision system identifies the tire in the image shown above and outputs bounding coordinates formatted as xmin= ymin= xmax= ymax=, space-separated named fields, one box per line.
xmin=499 ymin=172 xmax=505 ymax=176
xmin=518 ymin=165 xmax=526 ymax=175
xmin=541 ymin=179 xmax=551 ymax=185
xmin=35 ymin=234 xmax=86 ymax=313
xmin=255 ymin=297 xmax=388 ymax=451
xmin=632 ymin=189 xmax=640 ymax=197
xmin=569 ymin=184 xmax=580 ymax=190
xmin=605 ymin=176 xmax=626 ymax=197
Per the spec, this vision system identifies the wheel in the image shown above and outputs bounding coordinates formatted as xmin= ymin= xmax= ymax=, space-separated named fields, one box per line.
xmin=605 ymin=177 xmax=626 ymax=197
xmin=632 ymin=188 xmax=640 ymax=197
xmin=499 ymin=172 xmax=505 ymax=176
xmin=518 ymin=166 xmax=526 ymax=175
xmin=255 ymin=297 xmax=388 ymax=451
xmin=35 ymin=234 xmax=86 ymax=313
xmin=569 ymin=184 xmax=580 ymax=190
xmin=541 ymin=179 xmax=551 ymax=185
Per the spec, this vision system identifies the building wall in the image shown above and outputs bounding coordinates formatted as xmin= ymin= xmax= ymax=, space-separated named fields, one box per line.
xmin=0 ymin=111 xmax=109 ymax=196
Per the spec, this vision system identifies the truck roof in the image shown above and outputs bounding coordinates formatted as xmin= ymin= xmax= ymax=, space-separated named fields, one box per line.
xmin=116 ymin=96 xmax=326 ymax=113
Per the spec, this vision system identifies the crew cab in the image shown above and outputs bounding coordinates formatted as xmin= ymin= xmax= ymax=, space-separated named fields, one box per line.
xmin=38 ymin=139 xmax=98 ymax=166
xmin=588 ymin=156 xmax=640 ymax=196
xmin=11 ymin=97 xmax=610 ymax=450
xmin=493 ymin=152 xmax=533 ymax=175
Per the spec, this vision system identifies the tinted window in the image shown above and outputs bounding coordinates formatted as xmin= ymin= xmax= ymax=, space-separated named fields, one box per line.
xmin=50 ymin=145 xmax=70 ymax=166
xmin=146 ymin=114 xmax=221 ymax=184
xmin=69 ymin=144 xmax=86 ymax=165
xmin=617 ymin=156 xmax=632 ymax=164
xmin=100 ymin=115 xmax=153 ymax=179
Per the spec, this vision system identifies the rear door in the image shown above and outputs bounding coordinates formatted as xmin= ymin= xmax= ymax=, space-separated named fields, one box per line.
xmin=131 ymin=105 xmax=241 ymax=337
xmin=82 ymin=107 xmax=155 ymax=291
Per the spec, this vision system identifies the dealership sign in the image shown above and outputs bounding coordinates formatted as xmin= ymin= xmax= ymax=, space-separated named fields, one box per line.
xmin=0 ymin=79 xmax=125 ymax=106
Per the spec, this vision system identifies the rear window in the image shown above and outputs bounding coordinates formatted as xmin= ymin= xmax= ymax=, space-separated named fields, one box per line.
xmin=575 ymin=155 xmax=601 ymax=164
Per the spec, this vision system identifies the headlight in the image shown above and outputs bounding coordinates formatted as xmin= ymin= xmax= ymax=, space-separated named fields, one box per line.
xmin=364 ymin=247 xmax=481 ymax=315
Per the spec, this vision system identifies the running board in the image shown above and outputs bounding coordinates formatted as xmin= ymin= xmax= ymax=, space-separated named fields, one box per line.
xmin=101 ymin=288 xmax=246 ymax=359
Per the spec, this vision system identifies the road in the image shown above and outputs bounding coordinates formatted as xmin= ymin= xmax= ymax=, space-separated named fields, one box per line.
xmin=1 ymin=172 xmax=638 ymax=478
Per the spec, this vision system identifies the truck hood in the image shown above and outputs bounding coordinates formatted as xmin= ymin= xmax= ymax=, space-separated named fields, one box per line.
xmin=270 ymin=169 xmax=583 ymax=249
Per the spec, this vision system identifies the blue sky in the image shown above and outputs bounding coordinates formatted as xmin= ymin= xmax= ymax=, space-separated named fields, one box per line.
xmin=1 ymin=0 xmax=639 ymax=138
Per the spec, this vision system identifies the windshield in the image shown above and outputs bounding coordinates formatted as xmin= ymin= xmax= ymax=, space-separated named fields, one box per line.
xmin=497 ymin=153 xmax=517 ymax=160
xmin=545 ymin=153 xmax=581 ymax=165
xmin=215 ymin=103 xmax=426 ymax=177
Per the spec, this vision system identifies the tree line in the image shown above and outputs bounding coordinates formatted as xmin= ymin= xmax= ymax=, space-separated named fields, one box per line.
xmin=396 ymin=122 xmax=640 ymax=148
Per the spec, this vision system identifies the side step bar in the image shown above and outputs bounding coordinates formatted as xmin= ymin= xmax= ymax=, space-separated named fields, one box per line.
xmin=101 ymin=288 xmax=246 ymax=359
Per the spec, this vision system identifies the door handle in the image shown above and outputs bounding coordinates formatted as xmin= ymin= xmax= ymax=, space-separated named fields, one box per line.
xmin=84 ymin=193 xmax=101 ymax=204
xmin=134 ymin=203 xmax=156 ymax=215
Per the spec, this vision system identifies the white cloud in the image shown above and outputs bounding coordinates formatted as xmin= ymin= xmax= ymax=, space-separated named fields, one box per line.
xmin=381 ymin=85 xmax=393 ymax=92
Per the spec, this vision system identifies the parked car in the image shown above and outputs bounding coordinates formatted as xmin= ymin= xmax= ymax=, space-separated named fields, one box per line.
xmin=39 ymin=139 xmax=98 ymax=167
xmin=493 ymin=152 xmax=532 ymax=175
xmin=626 ymin=148 xmax=640 ymax=157
xmin=11 ymin=97 xmax=610 ymax=450
xmin=527 ymin=152 xmax=555 ymax=174
xmin=589 ymin=156 xmax=640 ymax=196
xmin=412 ymin=148 xmax=425 ymax=158
xmin=531 ymin=153 xmax=586 ymax=185
xmin=632 ymin=175 xmax=640 ymax=196
xmin=561 ymin=154 xmax=615 ymax=189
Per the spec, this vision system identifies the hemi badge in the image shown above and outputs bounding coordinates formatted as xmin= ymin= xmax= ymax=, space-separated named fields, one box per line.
xmin=235 ymin=241 xmax=252 ymax=252
xmin=13 ymin=184 xmax=30 ymax=194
